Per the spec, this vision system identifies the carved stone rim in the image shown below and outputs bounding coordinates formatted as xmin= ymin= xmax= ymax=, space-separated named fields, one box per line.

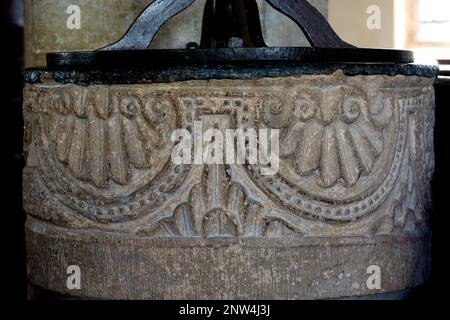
xmin=27 ymin=216 xmax=430 ymax=248
xmin=24 ymin=63 xmax=439 ymax=86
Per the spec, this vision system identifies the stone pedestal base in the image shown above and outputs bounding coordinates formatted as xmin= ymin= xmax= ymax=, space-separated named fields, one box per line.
xmin=23 ymin=67 xmax=437 ymax=300
xmin=27 ymin=218 xmax=430 ymax=300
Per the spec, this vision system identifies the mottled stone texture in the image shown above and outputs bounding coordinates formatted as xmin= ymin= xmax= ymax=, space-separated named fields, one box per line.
xmin=24 ymin=0 xmax=328 ymax=67
xmin=23 ymin=72 xmax=435 ymax=299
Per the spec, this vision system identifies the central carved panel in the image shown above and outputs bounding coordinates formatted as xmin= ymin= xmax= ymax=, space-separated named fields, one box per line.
xmin=22 ymin=75 xmax=433 ymax=236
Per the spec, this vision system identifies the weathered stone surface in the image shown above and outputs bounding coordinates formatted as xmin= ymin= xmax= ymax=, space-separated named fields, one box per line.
xmin=25 ymin=0 xmax=328 ymax=67
xmin=23 ymin=72 xmax=435 ymax=299
xmin=26 ymin=218 xmax=430 ymax=300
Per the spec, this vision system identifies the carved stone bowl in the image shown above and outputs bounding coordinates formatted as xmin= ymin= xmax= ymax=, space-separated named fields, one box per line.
xmin=23 ymin=62 xmax=438 ymax=299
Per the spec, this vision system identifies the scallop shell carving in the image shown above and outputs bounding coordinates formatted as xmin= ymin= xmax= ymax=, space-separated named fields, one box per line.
xmin=277 ymin=86 xmax=390 ymax=188
xmin=253 ymin=84 xmax=400 ymax=221
xmin=38 ymin=86 xmax=177 ymax=190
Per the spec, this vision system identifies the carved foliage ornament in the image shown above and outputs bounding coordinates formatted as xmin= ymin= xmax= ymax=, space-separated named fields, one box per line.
xmin=22 ymin=75 xmax=435 ymax=237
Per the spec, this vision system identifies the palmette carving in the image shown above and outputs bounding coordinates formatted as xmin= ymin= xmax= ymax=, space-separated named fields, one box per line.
xmin=273 ymin=86 xmax=388 ymax=187
xmin=251 ymin=84 xmax=398 ymax=221
xmin=43 ymin=86 xmax=176 ymax=187
xmin=23 ymin=85 xmax=185 ymax=223
xmin=138 ymin=167 xmax=296 ymax=238
xmin=23 ymin=73 xmax=435 ymax=237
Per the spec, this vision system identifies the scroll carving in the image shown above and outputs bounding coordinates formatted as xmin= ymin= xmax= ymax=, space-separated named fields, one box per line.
xmin=23 ymin=74 xmax=435 ymax=238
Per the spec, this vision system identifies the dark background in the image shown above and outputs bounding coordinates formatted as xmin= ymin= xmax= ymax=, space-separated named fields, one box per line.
xmin=431 ymin=74 xmax=449 ymax=302
xmin=3 ymin=0 xmax=27 ymax=302
xmin=2 ymin=0 xmax=449 ymax=302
